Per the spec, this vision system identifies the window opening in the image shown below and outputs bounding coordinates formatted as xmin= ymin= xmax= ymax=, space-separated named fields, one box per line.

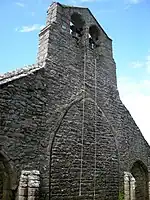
xmin=70 ymin=13 xmax=84 ymax=42
xmin=89 ymin=25 xmax=100 ymax=49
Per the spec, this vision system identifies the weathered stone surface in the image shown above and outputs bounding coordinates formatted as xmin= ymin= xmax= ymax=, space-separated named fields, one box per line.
xmin=18 ymin=187 xmax=28 ymax=196
xmin=0 ymin=2 xmax=150 ymax=200
xmin=16 ymin=170 xmax=40 ymax=200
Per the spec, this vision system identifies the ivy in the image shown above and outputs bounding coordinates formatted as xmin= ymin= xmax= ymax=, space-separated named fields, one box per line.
xmin=118 ymin=191 xmax=124 ymax=200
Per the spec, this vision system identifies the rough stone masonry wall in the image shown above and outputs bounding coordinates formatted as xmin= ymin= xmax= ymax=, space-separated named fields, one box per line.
xmin=39 ymin=3 xmax=119 ymax=199
xmin=91 ymin=43 xmax=150 ymax=194
xmin=50 ymin=99 xmax=119 ymax=200
xmin=62 ymin=2 xmax=150 ymax=193
xmin=44 ymin=3 xmax=150 ymax=197
xmin=0 ymin=2 xmax=150 ymax=200
xmin=0 ymin=65 xmax=51 ymax=199
xmin=96 ymin=53 xmax=150 ymax=189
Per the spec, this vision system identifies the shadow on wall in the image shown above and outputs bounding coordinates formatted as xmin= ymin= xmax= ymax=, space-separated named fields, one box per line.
xmin=0 ymin=152 xmax=17 ymax=200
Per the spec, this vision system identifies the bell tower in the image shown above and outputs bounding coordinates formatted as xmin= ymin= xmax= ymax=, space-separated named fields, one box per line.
xmin=37 ymin=2 xmax=117 ymax=92
xmin=37 ymin=3 xmax=119 ymax=199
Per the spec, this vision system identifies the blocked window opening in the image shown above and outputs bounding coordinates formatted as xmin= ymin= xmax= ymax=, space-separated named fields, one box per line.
xmin=124 ymin=172 xmax=136 ymax=200
xmin=17 ymin=170 xmax=40 ymax=200
xmin=70 ymin=13 xmax=84 ymax=42
xmin=89 ymin=25 xmax=100 ymax=49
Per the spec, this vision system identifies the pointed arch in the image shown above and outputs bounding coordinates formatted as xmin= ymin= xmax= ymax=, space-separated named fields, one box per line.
xmin=130 ymin=160 xmax=149 ymax=200
xmin=48 ymin=95 xmax=119 ymax=199
xmin=0 ymin=151 xmax=17 ymax=200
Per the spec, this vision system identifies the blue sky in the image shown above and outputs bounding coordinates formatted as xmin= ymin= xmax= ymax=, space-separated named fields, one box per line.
xmin=0 ymin=0 xmax=150 ymax=143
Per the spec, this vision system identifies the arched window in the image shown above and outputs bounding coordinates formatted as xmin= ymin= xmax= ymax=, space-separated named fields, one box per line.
xmin=70 ymin=12 xmax=85 ymax=41
xmin=124 ymin=161 xmax=149 ymax=200
xmin=89 ymin=25 xmax=100 ymax=49
xmin=131 ymin=161 xmax=149 ymax=200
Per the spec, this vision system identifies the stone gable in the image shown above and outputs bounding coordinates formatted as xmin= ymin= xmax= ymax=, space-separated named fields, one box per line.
xmin=0 ymin=2 xmax=150 ymax=200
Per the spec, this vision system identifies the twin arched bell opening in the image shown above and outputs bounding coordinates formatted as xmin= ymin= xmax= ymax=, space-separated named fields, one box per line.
xmin=69 ymin=13 xmax=100 ymax=49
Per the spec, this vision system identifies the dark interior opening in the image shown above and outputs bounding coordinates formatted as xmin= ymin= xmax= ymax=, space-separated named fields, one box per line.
xmin=131 ymin=161 xmax=149 ymax=200
xmin=89 ymin=25 xmax=100 ymax=49
xmin=70 ymin=12 xmax=85 ymax=41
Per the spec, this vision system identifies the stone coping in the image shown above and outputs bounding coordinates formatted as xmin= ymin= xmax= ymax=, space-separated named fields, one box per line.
xmin=0 ymin=62 xmax=45 ymax=86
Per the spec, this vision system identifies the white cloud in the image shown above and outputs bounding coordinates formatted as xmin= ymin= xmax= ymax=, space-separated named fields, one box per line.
xmin=66 ymin=0 xmax=107 ymax=5
xmin=15 ymin=2 xmax=25 ymax=7
xmin=118 ymin=76 xmax=150 ymax=144
xmin=81 ymin=0 xmax=96 ymax=2
xmin=129 ymin=61 xmax=144 ymax=68
xmin=68 ymin=0 xmax=143 ymax=4
xmin=124 ymin=0 xmax=143 ymax=9
xmin=125 ymin=0 xmax=143 ymax=4
xmin=145 ymin=54 xmax=150 ymax=73
xmin=129 ymin=52 xmax=150 ymax=73
xmin=16 ymin=24 xmax=45 ymax=33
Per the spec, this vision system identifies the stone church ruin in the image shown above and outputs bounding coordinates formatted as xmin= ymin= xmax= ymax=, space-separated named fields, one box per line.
xmin=0 ymin=2 xmax=150 ymax=200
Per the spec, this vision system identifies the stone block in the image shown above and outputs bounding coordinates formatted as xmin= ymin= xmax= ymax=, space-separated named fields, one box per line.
xmin=28 ymin=175 xmax=40 ymax=181
xmin=28 ymin=180 xmax=40 ymax=188
xmin=17 ymin=196 xmax=27 ymax=200
xmin=19 ymin=182 xmax=28 ymax=188
xmin=28 ymin=197 xmax=36 ymax=200
xmin=28 ymin=187 xmax=39 ymax=196
xmin=18 ymin=187 xmax=28 ymax=196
